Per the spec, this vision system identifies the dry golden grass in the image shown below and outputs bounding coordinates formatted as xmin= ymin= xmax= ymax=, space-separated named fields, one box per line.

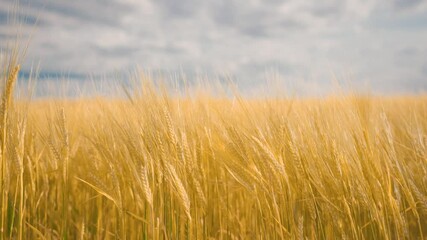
xmin=0 ymin=48 xmax=426 ymax=239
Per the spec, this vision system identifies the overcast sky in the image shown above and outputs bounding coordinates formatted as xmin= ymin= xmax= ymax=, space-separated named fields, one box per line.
xmin=0 ymin=0 xmax=426 ymax=95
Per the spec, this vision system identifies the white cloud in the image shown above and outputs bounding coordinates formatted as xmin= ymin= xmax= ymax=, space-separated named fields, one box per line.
xmin=0 ymin=0 xmax=426 ymax=95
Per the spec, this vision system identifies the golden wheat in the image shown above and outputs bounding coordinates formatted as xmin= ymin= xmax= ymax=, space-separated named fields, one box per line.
xmin=0 ymin=60 xmax=426 ymax=239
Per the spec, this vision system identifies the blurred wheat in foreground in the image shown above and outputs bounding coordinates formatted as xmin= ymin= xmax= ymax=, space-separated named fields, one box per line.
xmin=0 ymin=65 xmax=426 ymax=239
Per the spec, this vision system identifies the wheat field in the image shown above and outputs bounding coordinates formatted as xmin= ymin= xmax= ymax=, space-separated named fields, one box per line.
xmin=0 ymin=60 xmax=426 ymax=239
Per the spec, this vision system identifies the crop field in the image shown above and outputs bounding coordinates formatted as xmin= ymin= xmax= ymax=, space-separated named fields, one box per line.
xmin=0 ymin=61 xmax=426 ymax=239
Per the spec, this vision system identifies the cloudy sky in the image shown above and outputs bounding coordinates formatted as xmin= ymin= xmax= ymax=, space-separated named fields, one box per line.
xmin=1 ymin=0 xmax=427 ymax=95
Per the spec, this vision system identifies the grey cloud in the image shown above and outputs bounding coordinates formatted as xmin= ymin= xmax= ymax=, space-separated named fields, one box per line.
xmin=0 ymin=10 xmax=7 ymax=24
xmin=211 ymin=0 xmax=239 ymax=26
xmin=237 ymin=8 xmax=280 ymax=36
xmin=393 ymin=0 xmax=423 ymax=10
xmin=423 ymin=64 xmax=427 ymax=75
xmin=5 ymin=0 xmax=133 ymax=27
xmin=150 ymin=44 xmax=186 ymax=55
xmin=91 ymin=45 xmax=141 ymax=58
xmin=264 ymin=0 xmax=287 ymax=6
xmin=393 ymin=47 xmax=426 ymax=70
xmin=0 ymin=9 xmax=39 ymax=25
xmin=239 ymin=19 xmax=305 ymax=38
xmin=240 ymin=23 xmax=269 ymax=38
xmin=279 ymin=19 xmax=306 ymax=30
xmin=367 ymin=12 xmax=427 ymax=31
xmin=153 ymin=0 xmax=200 ymax=18
xmin=396 ymin=47 xmax=419 ymax=57
xmin=211 ymin=2 xmax=306 ymax=38
xmin=308 ymin=1 xmax=345 ymax=18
